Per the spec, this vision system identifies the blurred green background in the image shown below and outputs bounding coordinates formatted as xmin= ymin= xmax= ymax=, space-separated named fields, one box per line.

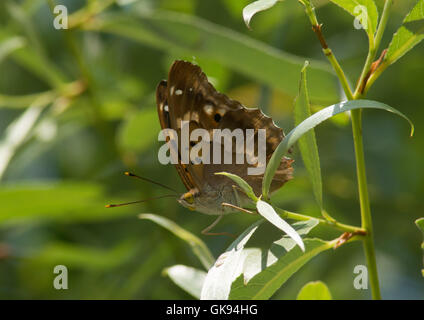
xmin=0 ymin=0 xmax=423 ymax=299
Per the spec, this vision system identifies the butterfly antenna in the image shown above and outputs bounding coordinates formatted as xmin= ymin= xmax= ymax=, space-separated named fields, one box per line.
xmin=105 ymin=194 xmax=177 ymax=208
xmin=124 ymin=171 xmax=179 ymax=194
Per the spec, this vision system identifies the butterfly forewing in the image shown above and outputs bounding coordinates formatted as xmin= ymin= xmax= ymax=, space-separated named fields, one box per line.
xmin=156 ymin=60 xmax=293 ymax=198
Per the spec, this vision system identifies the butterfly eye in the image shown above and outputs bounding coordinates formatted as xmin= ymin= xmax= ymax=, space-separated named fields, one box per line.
xmin=182 ymin=192 xmax=194 ymax=204
xmin=214 ymin=113 xmax=222 ymax=123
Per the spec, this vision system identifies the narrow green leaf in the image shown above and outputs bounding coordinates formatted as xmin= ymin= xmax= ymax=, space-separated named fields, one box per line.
xmin=294 ymin=62 xmax=323 ymax=209
xmin=243 ymin=0 xmax=283 ymax=28
xmin=0 ymin=36 xmax=26 ymax=64
xmin=9 ymin=43 xmax=67 ymax=88
xmin=256 ymin=200 xmax=305 ymax=251
xmin=67 ymin=0 xmax=116 ymax=29
xmin=0 ymin=104 xmax=46 ymax=179
xmin=29 ymin=241 xmax=135 ymax=271
xmin=139 ymin=214 xmax=215 ymax=270
xmin=416 ymin=218 xmax=424 ymax=239
xmin=201 ymin=219 xmax=319 ymax=299
xmin=263 ymin=99 xmax=414 ymax=198
xmin=164 ymin=265 xmax=207 ymax=299
xmin=215 ymin=172 xmax=258 ymax=202
xmin=0 ymin=91 xmax=56 ymax=109
xmin=6 ymin=2 xmax=44 ymax=55
xmin=17 ymin=239 xmax=137 ymax=298
xmin=200 ymin=220 xmax=263 ymax=299
xmin=0 ymin=182 xmax=137 ymax=225
xmin=88 ymin=11 xmax=339 ymax=104
xmin=297 ymin=280 xmax=333 ymax=300
xmin=328 ymin=0 xmax=379 ymax=42
xmin=385 ymin=0 xmax=424 ymax=66
xmin=229 ymin=238 xmax=334 ymax=299
xmin=1 ymin=5 xmax=67 ymax=88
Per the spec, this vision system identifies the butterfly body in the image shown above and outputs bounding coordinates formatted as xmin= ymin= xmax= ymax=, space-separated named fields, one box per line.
xmin=178 ymin=185 xmax=250 ymax=215
xmin=156 ymin=61 xmax=293 ymax=216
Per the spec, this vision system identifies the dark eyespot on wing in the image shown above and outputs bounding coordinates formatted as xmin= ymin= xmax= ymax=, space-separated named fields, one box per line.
xmin=214 ymin=113 xmax=222 ymax=123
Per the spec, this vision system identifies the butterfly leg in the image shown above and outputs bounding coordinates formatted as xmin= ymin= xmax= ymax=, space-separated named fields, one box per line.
xmin=221 ymin=203 xmax=255 ymax=215
xmin=201 ymin=215 xmax=235 ymax=237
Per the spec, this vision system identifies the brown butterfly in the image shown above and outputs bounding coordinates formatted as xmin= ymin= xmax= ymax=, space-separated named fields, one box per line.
xmin=156 ymin=60 xmax=293 ymax=227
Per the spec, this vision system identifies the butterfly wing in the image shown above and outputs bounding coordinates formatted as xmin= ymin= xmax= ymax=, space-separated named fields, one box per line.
xmin=156 ymin=79 xmax=199 ymax=191
xmin=156 ymin=60 xmax=293 ymax=196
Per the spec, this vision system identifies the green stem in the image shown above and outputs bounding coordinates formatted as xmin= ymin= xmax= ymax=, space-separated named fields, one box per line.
xmin=350 ymin=109 xmax=381 ymax=299
xmin=324 ymin=47 xmax=354 ymax=99
xmin=48 ymin=0 xmax=117 ymax=148
xmin=354 ymin=0 xmax=393 ymax=97
xmin=354 ymin=49 xmax=375 ymax=96
xmin=301 ymin=0 xmax=395 ymax=299
xmin=362 ymin=62 xmax=388 ymax=95
xmin=374 ymin=0 xmax=393 ymax=55
xmin=274 ymin=207 xmax=366 ymax=235
xmin=302 ymin=1 xmax=354 ymax=99
xmin=349 ymin=1 xmax=393 ymax=300
xmin=68 ymin=0 xmax=116 ymax=29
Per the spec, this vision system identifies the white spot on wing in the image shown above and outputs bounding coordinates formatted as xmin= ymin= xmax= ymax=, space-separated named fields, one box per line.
xmin=175 ymin=89 xmax=183 ymax=95
xmin=170 ymin=86 xmax=175 ymax=96
xmin=164 ymin=105 xmax=169 ymax=112
xmin=191 ymin=111 xmax=199 ymax=122
xmin=203 ymin=104 xmax=214 ymax=115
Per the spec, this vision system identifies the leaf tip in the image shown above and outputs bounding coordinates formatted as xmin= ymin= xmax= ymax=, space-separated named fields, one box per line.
xmin=302 ymin=60 xmax=310 ymax=72
xmin=410 ymin=124 xmax=415 ymax=137
xmin=242 ymin=7 xmax=254 ymax=29
xmin=243 ymin=0 xmax=281 ymax=30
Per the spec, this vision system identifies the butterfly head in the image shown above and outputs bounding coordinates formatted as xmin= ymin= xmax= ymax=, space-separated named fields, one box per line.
xmin=178 ymin=188 xmax=200 ymax=211
xmin=178 ymin=187 xmax=228 ymax=215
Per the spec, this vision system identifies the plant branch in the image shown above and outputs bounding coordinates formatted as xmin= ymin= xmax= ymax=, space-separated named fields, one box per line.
xmin=362 ymin=60 xmax=389 ymax=96
xmin=350 ymin=109 xmax=381 ymax=299
xmin=302 ymin=1 xmax=354 ymax=100
xmin=47 ymin=0 xmax=119 ymax=159
xmin=227 ymin=201 xmax=366 ymax=234
xmin=349 ymin=0 xmax=394 ymax=300
xmin=274 ymin=207 xmax=366 ymax=235
xmin=374 ymin=0 xmax=393 ymax=55
xmin=354 ymin=0 xmax=393 ymax=97
xmin=300 ymin=0 xmax=395 ymax=300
